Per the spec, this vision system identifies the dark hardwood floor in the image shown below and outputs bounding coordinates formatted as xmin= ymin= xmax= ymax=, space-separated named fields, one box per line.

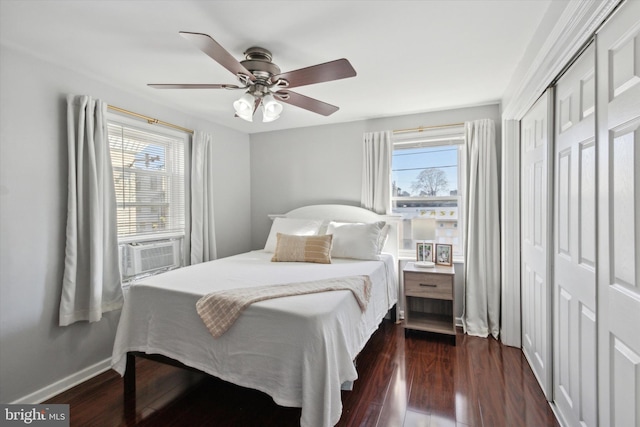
xmin=45 ymin=321 xmax=559 ymax=427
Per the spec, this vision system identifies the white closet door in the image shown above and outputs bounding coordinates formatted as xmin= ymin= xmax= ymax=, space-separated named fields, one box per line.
xmin=553 ymin=43 xmax=597 ymax=427
xmin=596 ymin=1 xmax=640 ymax=425
xmin=521 ymin=89 xmax=554 ymax=400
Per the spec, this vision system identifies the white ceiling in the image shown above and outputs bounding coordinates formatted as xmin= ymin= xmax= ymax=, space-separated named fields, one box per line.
xmin=0 ymin=0 xmax=552 ymax=134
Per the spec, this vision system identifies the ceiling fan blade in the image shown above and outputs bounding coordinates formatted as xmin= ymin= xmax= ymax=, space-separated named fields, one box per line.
xmin=148 ymin=84 xmax=242 ymax=89
xmin=275 ymin=90 xmax=339 ymax=116
xmin=273 ymin=59 xmax=356 ymax=89
xmin=179 ymin=31 xmax=256 ymax=82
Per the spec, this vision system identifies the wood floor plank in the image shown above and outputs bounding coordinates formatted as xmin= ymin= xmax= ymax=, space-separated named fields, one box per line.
xmin=375 ymin=361 xmax=410 ymax=427
xmin=43 ymin=322 xmax=559 ymax=427
xmin=406 ymin=331 xmax=456 ymax=424
xmin=403 ymin=409 xmax=430 ymax=427
xmin=452 ymin=334 xmax=483 ymax=426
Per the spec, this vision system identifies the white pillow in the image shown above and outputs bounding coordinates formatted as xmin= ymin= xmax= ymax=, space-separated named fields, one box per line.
xmin=327 ymin=221 xmax=386 ymax=260
xmin=264 ymin=217 xmax=323 ymax=253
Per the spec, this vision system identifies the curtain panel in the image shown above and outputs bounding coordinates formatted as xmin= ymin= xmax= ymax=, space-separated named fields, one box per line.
xmin=361 ymin=131 xmax=392 ymax=215
xmin=462 ymin=119 xmax=501 ymax=338
xmin=59 ymin=95 xmax=123 ymax=326
xmin=190 ymin=130 xmax=217 ymax=265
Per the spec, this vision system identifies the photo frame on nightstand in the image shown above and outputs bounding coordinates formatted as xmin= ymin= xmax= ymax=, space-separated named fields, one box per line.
xmin=435 ymin=244 xmax=452 ymax=266
xmin=416 ymin=242 xmax=434 ymax=263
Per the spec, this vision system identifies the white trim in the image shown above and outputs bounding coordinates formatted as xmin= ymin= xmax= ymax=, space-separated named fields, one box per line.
xmin=500 ymin=119 xmax=521 ymax=347
xmin=392 ymin=126 xmax=465 ymax=147
xmin=549 ymin=401 xmax=569 ymax=427
xmin=10 ymin=358 xmax=111 ymax=404
xmin=118 ymin=231 xmax=184 ymax=244
xmin=502 ymin=0 xmax=620 ymax=120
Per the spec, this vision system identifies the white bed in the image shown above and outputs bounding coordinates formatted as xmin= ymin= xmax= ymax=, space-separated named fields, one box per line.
xmin=111 ymin=205 xmax=399 ymax=427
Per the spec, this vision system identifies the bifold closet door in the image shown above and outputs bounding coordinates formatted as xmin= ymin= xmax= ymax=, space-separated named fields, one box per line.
xmin=520 ymin=89 xmax=553 ymax=400
xmin=596 ymin=1 xmax=640 ymax=425
xmin=552 ymin=43 xmax=597 ymax=427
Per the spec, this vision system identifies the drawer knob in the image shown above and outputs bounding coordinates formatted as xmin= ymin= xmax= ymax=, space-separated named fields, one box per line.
xmin=419 ymin=283 xmax=437 ymax=287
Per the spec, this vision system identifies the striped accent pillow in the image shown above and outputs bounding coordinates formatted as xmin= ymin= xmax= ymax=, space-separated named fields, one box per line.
xmin=271 ymin=233 xmax=333 ymax=264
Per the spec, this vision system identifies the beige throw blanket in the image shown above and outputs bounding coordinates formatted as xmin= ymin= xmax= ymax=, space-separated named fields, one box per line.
xmin=196 ymin=275 xmax=372 ymax=338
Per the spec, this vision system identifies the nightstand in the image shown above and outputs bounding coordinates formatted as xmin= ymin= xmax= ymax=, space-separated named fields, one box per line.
xmin=403 ymin=262 xmax=455 ymax=343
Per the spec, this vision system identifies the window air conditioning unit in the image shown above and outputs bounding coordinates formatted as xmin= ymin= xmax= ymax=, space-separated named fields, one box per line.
xmin=125 ymin=240 xmax=181 ymax=276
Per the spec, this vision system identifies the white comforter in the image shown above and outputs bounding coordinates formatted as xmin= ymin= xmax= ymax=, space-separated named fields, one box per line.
xmin=111 ymin=250 xmax=397 ymax=427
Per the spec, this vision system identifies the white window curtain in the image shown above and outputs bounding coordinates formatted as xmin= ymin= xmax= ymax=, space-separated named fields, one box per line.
xmin=361 ymin=131 xmax=392 ymax=214
xmin=59 ymin=95 xmax=123 ymax=326
xmin=190 ymin=130 xmax=217 ymax=264
xmin=462 ymin=119 xmax=500 ymax=338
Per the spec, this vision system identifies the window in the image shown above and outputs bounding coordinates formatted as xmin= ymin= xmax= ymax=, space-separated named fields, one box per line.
xmin=391 ymin=126 xmax=465 ymax=259
xmin=108 ymin=117 xmax=187 ymax=280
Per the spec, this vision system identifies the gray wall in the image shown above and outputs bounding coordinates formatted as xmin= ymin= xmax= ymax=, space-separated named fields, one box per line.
xmin=0 ymin=42 xmax=500 ymax=403
xmin=250 ymin=104 xmax=501 ymax=321
xmin=250 ymin=104 xmax=501 ymax=250
xmin=0 ymin=46 xmax=252 ymax=403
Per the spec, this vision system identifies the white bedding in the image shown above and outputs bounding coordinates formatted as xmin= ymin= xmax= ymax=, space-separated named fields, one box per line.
xmin=111 ymin=250 xmax=397 ymax=427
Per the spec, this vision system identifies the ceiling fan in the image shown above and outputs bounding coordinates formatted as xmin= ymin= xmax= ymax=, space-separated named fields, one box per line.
xmin=149 ymin=32 xmax=357 ymax=123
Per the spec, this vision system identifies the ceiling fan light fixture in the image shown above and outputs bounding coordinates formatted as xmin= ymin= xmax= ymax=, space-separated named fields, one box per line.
xmin=153 ymin=32 xmax=357 ymax=123
xmin=262 ymin=93 xmax=283 ymax=122
xmin=262 ymin=112 xmax=280 ymax=123
xmin=233 ymin=92 xmax=255 ymax=122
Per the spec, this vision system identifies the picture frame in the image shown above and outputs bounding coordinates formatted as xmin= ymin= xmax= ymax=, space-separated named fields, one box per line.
xmin=435 ymin=243 xmax=453 ymax=266
xmin=416 ymin=242 xmax=434 ymax=263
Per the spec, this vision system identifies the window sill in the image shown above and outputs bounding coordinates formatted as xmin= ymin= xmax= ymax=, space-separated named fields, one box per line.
xmin=118 ymin=232 xmax=184 ymax=244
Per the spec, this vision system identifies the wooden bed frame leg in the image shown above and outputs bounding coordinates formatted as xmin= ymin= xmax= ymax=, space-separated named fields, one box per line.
xmin=124 ymin=352 xmax=136 ymax=419
xmin=390 ymin=304 xmax=398 ymax=324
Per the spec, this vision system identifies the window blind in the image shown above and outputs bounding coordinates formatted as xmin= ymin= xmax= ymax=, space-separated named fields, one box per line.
xmin=108 ymin=122 xmax=185 ymax=238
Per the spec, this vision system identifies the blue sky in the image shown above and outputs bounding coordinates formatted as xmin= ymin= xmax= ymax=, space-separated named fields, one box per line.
xmin=392 ymin=146 xmax=458 ymax=196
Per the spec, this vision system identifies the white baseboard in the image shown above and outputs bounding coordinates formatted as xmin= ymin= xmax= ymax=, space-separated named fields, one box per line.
xmin=10 ymin=358 xmax=112 ymax=404
xmin=548 ymin=401 xmax=568 ymax=427
xmin=455 ymin=316 xmax=463 ymax=328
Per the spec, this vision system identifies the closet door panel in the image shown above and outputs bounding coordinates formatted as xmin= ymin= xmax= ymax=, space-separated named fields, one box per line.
xmin=579 ymin=141 xmax=596 ymax=267
xmin=596 ymin=1 xmax=640 ymax=425
xmin=521 ymin=89 xmax=553 ymax=399
xmin=553 ymin=43 xmax=596 ymax=427
xmin=579 ymin=305 xmax=597 ymax=427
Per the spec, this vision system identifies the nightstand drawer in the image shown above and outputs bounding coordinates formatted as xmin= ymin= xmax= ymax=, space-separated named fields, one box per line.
xmin=404 ymin=272 xmax=452 ymax=300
